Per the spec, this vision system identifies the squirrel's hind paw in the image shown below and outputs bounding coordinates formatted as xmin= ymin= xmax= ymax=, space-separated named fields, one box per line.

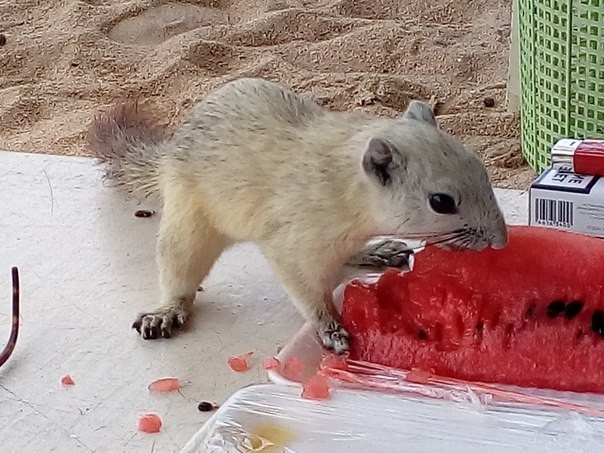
xmin=132 ymin=306 xmax=189 ymax=340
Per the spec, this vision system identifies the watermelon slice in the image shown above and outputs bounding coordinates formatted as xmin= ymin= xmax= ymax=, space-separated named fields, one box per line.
xmin=341 ymin=225 xmax=604 ymax=394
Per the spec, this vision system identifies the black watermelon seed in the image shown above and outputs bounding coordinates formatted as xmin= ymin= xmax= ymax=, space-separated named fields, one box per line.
xmin=418 ymin=329 xmax=427 ymax=340
xmin=547 ymin=300 xmax=566 ymax=318
xmin=591 ymin=310 xmax=604 ymax=337
xmin=564 ymin=301 xmax=584 ymax=320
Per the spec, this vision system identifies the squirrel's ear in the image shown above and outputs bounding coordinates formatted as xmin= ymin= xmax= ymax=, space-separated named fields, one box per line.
xmin=400 ymin=100 xmax=438 ymax=128
xmin=362 ymin=138 xmax=403 ymax=186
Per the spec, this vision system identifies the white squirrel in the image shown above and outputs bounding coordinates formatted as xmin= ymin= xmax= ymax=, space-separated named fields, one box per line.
xmin=88 ymin=77 xmax=508 ymax=354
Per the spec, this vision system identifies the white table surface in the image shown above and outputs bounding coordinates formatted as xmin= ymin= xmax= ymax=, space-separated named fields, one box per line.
xmin=0 ymin=150 xmax=529 ymax=452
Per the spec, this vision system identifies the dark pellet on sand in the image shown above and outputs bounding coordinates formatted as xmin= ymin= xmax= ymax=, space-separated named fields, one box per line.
xmin=483 ymin=97 xmax=495 ymax=108
xmin=134 ymin=209 xmax=156 ymax=218
xmin=197 ymin=401 xmax=217 ymax=412
xmin=432 ymin=101 xmax=444 ymax=116
xmin=0 ymin=34 xmax=6 ymax=46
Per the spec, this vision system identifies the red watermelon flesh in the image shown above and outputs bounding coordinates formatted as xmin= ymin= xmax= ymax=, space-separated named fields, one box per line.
xmin=341 ymin=225 xmax=604 ymax=394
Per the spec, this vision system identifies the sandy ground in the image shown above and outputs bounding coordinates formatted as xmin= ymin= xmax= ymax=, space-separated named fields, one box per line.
xmin=0 ymin=0 xmax=535 ymax=189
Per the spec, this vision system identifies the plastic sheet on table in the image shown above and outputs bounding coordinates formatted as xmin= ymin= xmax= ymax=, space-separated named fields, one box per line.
xmin=180 ymin=384 xmax=604 ymax=453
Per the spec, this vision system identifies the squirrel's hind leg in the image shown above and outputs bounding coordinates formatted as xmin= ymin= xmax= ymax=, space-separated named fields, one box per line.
xmin=133 ymin=185 xmax=231 ymax=340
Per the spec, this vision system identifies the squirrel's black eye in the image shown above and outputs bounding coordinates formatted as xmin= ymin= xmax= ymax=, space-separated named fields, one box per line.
xmin=429 ymin=193 xmax=457 ymax=214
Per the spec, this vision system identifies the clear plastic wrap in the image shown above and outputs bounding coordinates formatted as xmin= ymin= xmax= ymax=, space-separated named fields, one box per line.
xmin=180 ymin=384 xmax=604 ymax=453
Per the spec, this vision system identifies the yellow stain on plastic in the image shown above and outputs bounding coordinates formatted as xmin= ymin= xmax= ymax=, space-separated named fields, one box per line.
xmin=240 ymin=423 xmax=295 ymax=452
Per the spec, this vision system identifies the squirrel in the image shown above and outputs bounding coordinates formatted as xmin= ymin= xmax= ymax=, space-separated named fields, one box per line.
xmin=87 ymin=77 xmax=508 ymax=354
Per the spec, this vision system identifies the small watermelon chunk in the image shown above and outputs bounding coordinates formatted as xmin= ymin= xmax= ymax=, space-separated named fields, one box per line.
xmin=227 ymin=352 xmax=253 ymax=372
xmin=341 ymin=226 xmax=604 ymax=394
xmin=61 ymin=375 xmax=75 ymax=386
xmin=282 ymin=355 xmax=304 ymax=380
xmin=138 ymin=414 xmax=162 ymax=433
xmin=320 ymin=354 xmax=349 ymax=371
xmin=302 ymin=375 xmax=330 ymax=400
xmin=148 ymin=377 xmax=180 ymax=393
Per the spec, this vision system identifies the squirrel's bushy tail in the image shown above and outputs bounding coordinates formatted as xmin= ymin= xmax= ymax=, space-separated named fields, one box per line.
xmin=87 ymin=101 xmax=168 ymax=199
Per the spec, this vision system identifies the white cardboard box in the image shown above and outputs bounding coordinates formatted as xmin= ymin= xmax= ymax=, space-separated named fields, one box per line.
xmin=529 ymin=165 xmax=604 ymax=238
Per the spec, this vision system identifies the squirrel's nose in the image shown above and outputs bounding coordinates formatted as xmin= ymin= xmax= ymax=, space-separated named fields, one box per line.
xmin=489 ymin=217 xmax=509 ymax=250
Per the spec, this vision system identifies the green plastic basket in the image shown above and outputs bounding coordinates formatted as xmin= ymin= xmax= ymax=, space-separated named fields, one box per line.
xmin=518 ymin=0 xmax=604 ymax=173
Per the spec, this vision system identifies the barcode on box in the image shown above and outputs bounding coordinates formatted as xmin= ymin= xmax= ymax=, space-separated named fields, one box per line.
xmin=534 ymin=198 xmax=574 ymax=228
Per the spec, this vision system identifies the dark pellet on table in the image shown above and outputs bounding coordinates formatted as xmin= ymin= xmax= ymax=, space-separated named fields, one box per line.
xmin=197 ymin=401 xmax=217 ymax=412
xmin=134 ymin=209 xmax=156 ymax=218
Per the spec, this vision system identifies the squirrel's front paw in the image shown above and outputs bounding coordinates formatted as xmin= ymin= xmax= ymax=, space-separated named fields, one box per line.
xmin=318 ymin=320 xmax=350 ymax=354
xmin=132 ymin=306 xmax=189 ymax=339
